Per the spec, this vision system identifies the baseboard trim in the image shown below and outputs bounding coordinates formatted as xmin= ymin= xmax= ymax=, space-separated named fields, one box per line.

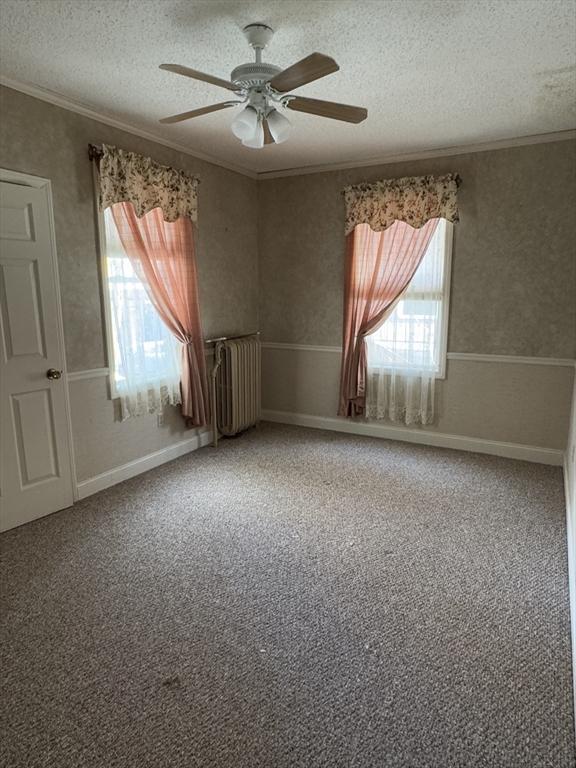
xmin=76 ymin=429 xmax=213 ymax=499
xmin=564 ymin=456 xmax=576 ymax=737
xmin=262 ymin=409 xmax=564 ymax=466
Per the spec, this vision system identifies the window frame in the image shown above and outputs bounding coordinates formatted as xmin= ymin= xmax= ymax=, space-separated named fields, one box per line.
xmin=367 ymin=219 xmax=454 ymax=380
xmin=96 ymin=205 xmax=120 ymax=398
xmin=436 ymin=220 xmax=454 ymax=380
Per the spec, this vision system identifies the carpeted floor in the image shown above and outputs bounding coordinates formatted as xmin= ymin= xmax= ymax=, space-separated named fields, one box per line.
xmin=0 ymin=423 xmax=574 ymax=768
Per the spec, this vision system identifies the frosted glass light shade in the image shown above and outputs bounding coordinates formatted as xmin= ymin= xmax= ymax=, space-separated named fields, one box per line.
xmin=242 ymin=119 xmax=264 ymax=149
xmin=231 ymin=106 xmax=258 ymax=140
xmin=266 ymin=108 xmax=291 ymax=144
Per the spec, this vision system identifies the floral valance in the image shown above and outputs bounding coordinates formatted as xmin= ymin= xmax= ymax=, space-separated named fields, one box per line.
xmin=97 ymin=144 xmax=199 ymax=223
xmin=343 ymin=173 xmax=460 ymax=236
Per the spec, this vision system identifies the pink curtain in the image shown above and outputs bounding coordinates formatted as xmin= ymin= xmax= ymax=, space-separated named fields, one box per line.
xmin=111 ymin=203 xmax=209 ymax=427
xmin=338 ymin=219 xmax=439 ymax=418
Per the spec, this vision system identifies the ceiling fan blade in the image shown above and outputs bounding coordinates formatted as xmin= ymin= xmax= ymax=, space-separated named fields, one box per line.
xmin=268 ymin=53 xmax=339 ymax=93
xmin=286 ymin=96 xmax=367 ymax=124
xmin=263 ymin=119 xmax=275 ymax=145
xmin=159 ymin=102 xmax=235 ymax=124
xmin=159 ymin=63 xmax=238 ymax=92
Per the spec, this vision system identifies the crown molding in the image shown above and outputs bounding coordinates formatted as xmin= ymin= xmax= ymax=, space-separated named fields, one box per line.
xmin=256 ymin=129 xmax=576 ymax=180
xmin=0 ymin=76 xmax=258 ymax=179
xmin=2 ymin=75 xmax=574 ymax=182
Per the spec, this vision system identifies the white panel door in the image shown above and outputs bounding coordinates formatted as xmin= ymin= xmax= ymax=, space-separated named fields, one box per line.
xmin=0 ymin=177 xmax=74 ymax=531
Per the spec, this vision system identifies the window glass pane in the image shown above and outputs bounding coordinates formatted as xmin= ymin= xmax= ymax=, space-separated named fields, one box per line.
xmin=367 ymin=219 xmax=447 ymax=374
xmin=406 ymin=221 xmax=445 ymax=295
xmin=103 ymin=208 xmax=181 ymax=391
xmin=400 ymin=299 xmax=438 ymax=317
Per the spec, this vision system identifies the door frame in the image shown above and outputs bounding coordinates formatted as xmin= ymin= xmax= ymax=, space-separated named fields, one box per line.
xmin=1 ymin=167 xmax=78 ymax=502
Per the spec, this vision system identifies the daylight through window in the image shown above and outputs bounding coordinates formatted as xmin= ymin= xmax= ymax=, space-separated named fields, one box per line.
xmin=366 ymin=218 xmax=452 ymax=378
xmin=102 ymin=207 xmax=182 ymax=404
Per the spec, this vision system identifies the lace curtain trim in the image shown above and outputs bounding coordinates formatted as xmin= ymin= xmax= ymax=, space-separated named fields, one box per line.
xmin=118 ymin=381 xmax=182 ymax=421
xmin=343 ymin=173 xmax=460 ymax=236
xmin=365 ymin=370 xmax=435 ymax=426
xmin=98 ymin=144 xmax=199 ymax=223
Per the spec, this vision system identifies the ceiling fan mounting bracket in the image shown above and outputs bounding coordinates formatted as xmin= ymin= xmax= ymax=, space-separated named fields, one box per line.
xmin=242 ymin=23 xmax=275 ymax=51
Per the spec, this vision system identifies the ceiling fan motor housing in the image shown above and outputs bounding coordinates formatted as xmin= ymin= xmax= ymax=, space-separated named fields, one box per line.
xmin=231 ymin=62 xmax=282 ymax=89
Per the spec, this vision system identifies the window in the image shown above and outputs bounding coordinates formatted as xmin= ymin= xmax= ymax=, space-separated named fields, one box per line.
xmin=366 ymin=219 xmax=453 ymax=379
xmin=101 ymin=207 xmax=182 ymax=417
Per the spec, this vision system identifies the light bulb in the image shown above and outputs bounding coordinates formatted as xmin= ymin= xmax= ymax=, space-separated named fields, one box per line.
xmin=266 ymin=108 xmax=292 ymax=144
xmin=231 ymin=106 xmax=258 ymax=140
xmin=242 ymin=119 xmax=264 ymax=149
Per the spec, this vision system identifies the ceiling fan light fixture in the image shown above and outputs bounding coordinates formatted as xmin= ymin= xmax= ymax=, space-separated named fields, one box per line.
xmin=241 ymin=118 xmax=265 ymax=149
xmin=158 ymin=23 xmax=368 ymax=145
xmin=231 ymin=105 xmax=259 ymax=140
xmin=266 ymin=108 xmax=292 ymax=144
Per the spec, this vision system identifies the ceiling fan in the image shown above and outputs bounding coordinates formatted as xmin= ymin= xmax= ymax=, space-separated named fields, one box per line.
xmin=159 ymin=23 xmax=368 ymax=149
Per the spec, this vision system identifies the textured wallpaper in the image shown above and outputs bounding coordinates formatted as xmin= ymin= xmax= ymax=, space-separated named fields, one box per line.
xmin=0 ymin=85 xmax=260 ymax=477
xmin=0 ymin=85 xmax=259 ymax=372
xmin=1 ymin=83 xmax=574 ymax=469
xmin=261 ymin=348 xmax=573 ymax=449
xmin=258 ymin=141 xmax=576 ymax=359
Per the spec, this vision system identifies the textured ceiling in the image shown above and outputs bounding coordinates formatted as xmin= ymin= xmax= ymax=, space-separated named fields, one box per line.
xmin=1 ymin=0 xmax=575 ymax=175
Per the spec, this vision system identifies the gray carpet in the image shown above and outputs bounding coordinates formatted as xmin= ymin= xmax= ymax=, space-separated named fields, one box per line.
xmin=0 ymin=423 xmax=574 ymax=768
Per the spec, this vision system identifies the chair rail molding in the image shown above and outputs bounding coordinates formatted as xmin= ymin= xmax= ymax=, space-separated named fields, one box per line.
xmin=261 ymin=342 xmax=576 ymax=367
xmin=67 ymin=367 xmax=110 ymax=381
xmin=67 ymin=348 xmax=216 ymax=383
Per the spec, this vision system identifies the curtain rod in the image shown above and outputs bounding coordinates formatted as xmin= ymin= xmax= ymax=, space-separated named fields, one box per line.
xmin=88 ymin=143 xmax=103 ymax=162
xmin=205 ymin=331 xmax=260 ymax=344
xmin=88 ymin=143 xmax=201 ymax=186
xmin=342 ymin=173 xmax=462 ymax=195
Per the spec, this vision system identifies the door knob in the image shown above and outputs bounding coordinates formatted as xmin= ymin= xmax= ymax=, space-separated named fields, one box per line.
xmin=46 ymin=368 xmax=62 ymax=380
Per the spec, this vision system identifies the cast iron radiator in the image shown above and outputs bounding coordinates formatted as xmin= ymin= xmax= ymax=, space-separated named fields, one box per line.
xmin=210 ymin=334 xmax=261 ymax=446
